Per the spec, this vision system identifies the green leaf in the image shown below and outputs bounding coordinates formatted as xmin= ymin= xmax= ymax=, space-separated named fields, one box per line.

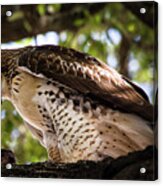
xmin=94 ymin=14 xmax=102 ymax=24
xmin=37 ymin=4 xmax=46 ymax=16
xmin=52 ymin=4 xmax=61 ymax=12
xmin=23 ymin=21 xmax=32 ymax=32
xmin=8 ymin=11 xmax=24 ymax=22
xmin=73 ymin=19 xmax=85 ymax=27
xmin=127 ymin=23 xmax=136 ymax=33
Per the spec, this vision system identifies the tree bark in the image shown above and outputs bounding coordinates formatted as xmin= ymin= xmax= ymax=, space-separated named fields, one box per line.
xmin=1 ymin=146 xmax=157 ymax=180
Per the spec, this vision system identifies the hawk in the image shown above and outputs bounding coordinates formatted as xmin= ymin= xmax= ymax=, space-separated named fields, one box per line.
xmin=1 ymin=45 xmax=154 ymax=163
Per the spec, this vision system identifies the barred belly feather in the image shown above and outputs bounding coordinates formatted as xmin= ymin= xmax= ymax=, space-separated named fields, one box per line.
xmin=31 ymin=76 xmax=153 ymax=162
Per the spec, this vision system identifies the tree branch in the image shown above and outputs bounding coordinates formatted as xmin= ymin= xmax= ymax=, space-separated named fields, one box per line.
xmin=2 ymin=3 xmax=107 ymax=43
xmin=1 ymin=146 xmax=157 ymax=180
xmin=118 ymin=34 xmax=130 ymax=77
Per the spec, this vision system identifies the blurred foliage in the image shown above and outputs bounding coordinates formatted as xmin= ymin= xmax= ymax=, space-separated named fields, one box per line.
xmin=1 ymin=101 xmax=47 ymax=164
xmin=1 ymin=2 xmax=157 ymax=163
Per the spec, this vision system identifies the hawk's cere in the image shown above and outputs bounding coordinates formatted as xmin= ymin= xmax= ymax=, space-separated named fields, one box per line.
xmin=1 ymin=45 xmax=153 ymax=163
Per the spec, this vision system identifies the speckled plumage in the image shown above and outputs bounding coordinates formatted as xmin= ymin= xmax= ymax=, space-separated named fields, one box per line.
xmin=1 ymin=45 xmax=154 ymax=163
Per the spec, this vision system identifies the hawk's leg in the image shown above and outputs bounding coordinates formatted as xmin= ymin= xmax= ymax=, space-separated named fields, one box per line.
xmin=48 ymin=146 xmax=61 ymax=162
xmin=43 ymin=131 xmax=61 ymax=162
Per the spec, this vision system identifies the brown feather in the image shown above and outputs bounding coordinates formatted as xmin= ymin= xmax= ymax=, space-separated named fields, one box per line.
xmin=2 ymin=45 xmax=154 ymax=121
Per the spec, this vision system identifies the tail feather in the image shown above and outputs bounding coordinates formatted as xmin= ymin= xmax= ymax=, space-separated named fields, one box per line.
xmin=94 ymin=110 xmax=153 ymax=158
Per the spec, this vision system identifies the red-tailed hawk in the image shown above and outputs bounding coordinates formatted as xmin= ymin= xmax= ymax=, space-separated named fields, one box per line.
xmin=1 ymin=45 xmax=153 ymax=162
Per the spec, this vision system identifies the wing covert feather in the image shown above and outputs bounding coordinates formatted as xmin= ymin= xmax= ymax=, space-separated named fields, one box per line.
xmin=18 ymin=45 xmax=153 ymax=121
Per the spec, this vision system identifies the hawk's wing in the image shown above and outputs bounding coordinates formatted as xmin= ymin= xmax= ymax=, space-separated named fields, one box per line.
xmin=17 ymin=45 xmax=153 ymax=121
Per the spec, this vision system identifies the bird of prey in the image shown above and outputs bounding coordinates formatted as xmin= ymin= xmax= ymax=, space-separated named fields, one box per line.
xmin=1 ymin=45 xmax=154 ymax=163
